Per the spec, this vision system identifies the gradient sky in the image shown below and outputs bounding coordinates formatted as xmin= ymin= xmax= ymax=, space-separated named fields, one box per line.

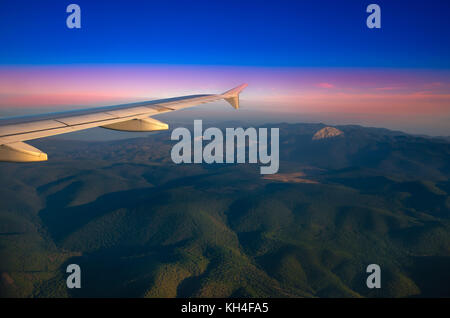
xmin=0 ymin=0 xmax=449 ymax=135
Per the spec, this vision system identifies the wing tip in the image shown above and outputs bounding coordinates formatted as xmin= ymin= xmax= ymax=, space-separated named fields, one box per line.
xmin=222 ymin=83 xmax=248 ymax=97
xmin=222 ymin=84 xmax=248 ymax=109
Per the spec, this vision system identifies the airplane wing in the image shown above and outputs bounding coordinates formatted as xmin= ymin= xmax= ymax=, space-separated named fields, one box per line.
xmin=0 ymin=84 xmax=248 ymax=162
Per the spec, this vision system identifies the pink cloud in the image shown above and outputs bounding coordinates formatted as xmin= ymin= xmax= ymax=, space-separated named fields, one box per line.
xmin=424 ymin=82 xmax=444 ymax=88
xmin=317 ymin=82 xmax=334 ymax=88
xmin=375 ymin=86 xmax=403 ymax=91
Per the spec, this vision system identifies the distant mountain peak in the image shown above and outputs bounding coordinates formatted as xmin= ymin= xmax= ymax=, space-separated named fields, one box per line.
xmin=312 ymin=126 xmax=344 ymax=140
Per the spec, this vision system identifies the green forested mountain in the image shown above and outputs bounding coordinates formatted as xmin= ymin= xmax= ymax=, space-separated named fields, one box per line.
xmin=0 ymin=123 xmax=449 ymax=297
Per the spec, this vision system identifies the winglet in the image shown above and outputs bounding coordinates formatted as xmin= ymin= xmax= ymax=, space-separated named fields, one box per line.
xmin=222 ymin=83 xmax=248 ymax=109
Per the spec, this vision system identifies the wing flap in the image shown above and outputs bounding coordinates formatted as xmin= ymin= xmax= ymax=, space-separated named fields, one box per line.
xmin=0 ymin=141 xmax=48 ymax=162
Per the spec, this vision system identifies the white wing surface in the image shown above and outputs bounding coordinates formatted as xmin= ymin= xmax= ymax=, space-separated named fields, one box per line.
xmin=0 ymin=84 xmax=247 ymax=162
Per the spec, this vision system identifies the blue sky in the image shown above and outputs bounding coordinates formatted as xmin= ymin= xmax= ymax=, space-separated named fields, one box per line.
xmin=0 ymin=0 xmax=449 ymax=68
